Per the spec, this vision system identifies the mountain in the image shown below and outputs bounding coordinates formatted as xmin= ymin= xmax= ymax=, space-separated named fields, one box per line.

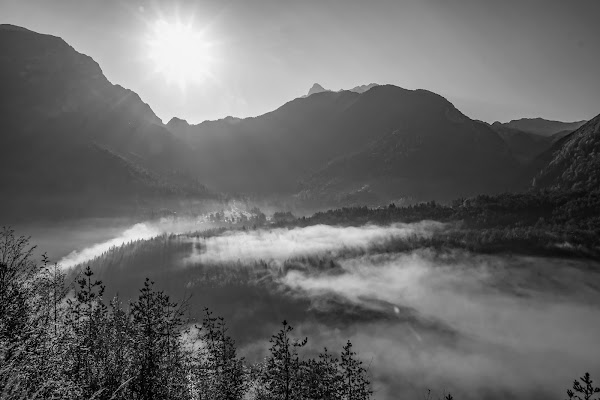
xmin=532 ymin=113 xmax=600 ymax=191
xmin=298 ymin=101 xmax=517 ymax=205
xmin=0 ymin=24 xmax=210 ymax=220
xmin=168 ymin=89 xmax=368 ymax=193
xmin=498 ymin=117 xmax=586 ymax=137
xmin=1 ymin=24 xmax=545 ymax=215
xmin=168 ymin=85 xmax=518 ymax=203
xmin=489 ymin=117 xmax=591 ymax=166
xmin=489 ymin=122 xmax=554 ymax=164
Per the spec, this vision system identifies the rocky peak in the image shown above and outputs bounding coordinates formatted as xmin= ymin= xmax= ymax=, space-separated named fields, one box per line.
xmin=307 ymin=83 xmax=328 ymax=96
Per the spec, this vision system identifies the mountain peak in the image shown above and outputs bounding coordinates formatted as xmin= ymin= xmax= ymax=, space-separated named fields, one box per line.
xmin=307 ymin=83 xmax=327 ymax=96
xmin=167 ymin=116 xmax=190 ymax=128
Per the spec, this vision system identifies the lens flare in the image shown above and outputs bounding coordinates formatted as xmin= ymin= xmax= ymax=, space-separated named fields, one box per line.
xmin=146 ymin=19 xmax=214 ymax=88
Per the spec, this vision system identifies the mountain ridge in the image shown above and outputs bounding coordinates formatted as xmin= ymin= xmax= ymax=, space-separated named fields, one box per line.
xmin=495 ymin=117 xmax=587 ymax=137
xmin=3 ymin=23 xmax=596 ymax=218
xmin=166 ymin=84 xmax=519 ymax=202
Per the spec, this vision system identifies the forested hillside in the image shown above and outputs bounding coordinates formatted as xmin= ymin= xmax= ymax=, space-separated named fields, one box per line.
xmin=533 ymin=113 xmax=600 ymax=191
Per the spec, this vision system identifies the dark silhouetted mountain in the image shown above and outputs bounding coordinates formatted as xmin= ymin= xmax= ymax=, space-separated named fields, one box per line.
xmin=490 ymin=118 xmax=590 ymax=166
xmin=498 ymin=118 xmax=586 ymax=137
xmin=168 ymin=85 xmax=518 ymax=203
xmin=0 ymin=24 xmax=210 ymax=219
xmin=168 ymin=89 xmax=365 ymax=193
xmin=532 ymin=113 xmax=600 ymax=192
xmin=490 ymin=122 xmax=554 ymax=164
xmin=298 ymin=94 xmax=518 ymax=205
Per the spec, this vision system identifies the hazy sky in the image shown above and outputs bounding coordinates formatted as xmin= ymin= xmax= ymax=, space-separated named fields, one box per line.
xmin=1 ymin=0 xmax=599 ymax=124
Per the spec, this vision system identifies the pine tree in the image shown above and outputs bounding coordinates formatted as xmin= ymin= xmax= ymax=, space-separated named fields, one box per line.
xmin=339 ymin=340 xmax=372 ymax=400
xmin=261 ymin=320 xmax=307 ymax=400
xmin=314 ymin=347 xmax=343 ymax=400
xmin=96 ymin=297 xmax=135 ymax=400
xmin=64 ymin=266 xmax=108 ymax=397
xmin=193 ymin=308 xmax=246 ymax=400
xmin=130 ymin=278 xmax=190 ymax=400
xmin=0 ymin=227 xmax=38 ymax=344
xmin=567 ymin=373 xmax=600 ymax=400
xmin=37 ymin=256 xmax=68 ymax=337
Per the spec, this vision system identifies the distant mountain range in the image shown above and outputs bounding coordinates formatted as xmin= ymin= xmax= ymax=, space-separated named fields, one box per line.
xmin=497 ymin=117 xmax=586 ymax=137
xmin=305 ymin=82 xmax=379 ymax=97
xmin=0 ymin=24 xmax=597 ymax=218
xmin=486 ymin=118 xmax=588 ymax=165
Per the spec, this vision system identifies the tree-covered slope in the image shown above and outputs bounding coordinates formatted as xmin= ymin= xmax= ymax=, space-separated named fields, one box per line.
xmin=532 ymin=113 xmax=600 ymax=191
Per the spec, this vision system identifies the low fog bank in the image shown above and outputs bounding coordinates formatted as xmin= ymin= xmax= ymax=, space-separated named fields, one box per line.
xmin=276 ymin=251 xmax=600 ymax=400
xmin=186 ymin=221 xmax=445 ymax=264
xmin=30 ymin=199 xmax=261 ymax=268
xmin=183 ymin=223 xmax=600 ymax=399
xmin=58 ymin=217 xmax=221 ymax=268
xmin=12 ymin=217 xmax=140 ymax=262
xmin=59 ymin=218 xmax=444 ymax=269
xmin=53 ymin=220 xmax=600 ymax=399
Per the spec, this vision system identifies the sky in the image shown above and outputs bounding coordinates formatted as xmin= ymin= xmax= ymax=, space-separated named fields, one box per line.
xmin=1 ymin=0 xmax=599 ymax=124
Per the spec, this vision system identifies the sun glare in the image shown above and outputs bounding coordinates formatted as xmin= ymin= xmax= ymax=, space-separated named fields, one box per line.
xmin=146 ymin=20 xmax=214 ymax=88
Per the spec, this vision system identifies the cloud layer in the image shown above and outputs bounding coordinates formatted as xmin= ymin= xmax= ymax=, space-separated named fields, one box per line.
xmin=278 ymin=250 xmax=600 ymax=399
xmin=58 ymin=217 xmax=214 ymax=268
xmin=186 ymin=221 xmax=443 ymax=264
xmin=56 ymin=220 xmax=600 ymax=399
xmin=177 ymin=222 xmax=600 ymax=398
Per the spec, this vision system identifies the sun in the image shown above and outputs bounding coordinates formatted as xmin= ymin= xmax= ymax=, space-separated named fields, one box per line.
xmin=146 ymin=19 xmax=214 ymax=88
